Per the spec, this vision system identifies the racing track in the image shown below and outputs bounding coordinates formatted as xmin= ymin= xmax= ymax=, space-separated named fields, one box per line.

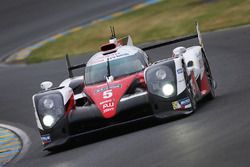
xmin=1 ymin=1 xmax=250 ymax=167
xmin=0 ymin=0 xmax=145 ymax=60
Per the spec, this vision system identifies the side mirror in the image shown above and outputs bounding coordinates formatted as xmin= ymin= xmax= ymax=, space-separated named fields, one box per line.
xmin=173 ymin=47 xmax=186 ymax=56
xmin=40 ymin=81 xmax=53 ymax=91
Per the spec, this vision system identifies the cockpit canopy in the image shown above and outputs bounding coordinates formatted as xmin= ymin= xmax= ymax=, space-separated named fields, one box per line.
xmin=84 ymin=46 xmax=148 ymax=85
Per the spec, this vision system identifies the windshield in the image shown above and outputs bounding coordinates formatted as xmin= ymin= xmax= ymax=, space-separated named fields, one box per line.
xmin=85 ymin=54 xmax=146 ymax=85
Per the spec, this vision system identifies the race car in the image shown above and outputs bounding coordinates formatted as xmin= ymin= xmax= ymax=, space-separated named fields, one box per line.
xmin=32 ymin=23 xmax=216 ymax=150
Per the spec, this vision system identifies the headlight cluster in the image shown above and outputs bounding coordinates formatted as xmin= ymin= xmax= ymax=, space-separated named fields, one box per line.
xmin=155 ymin=69 xmax=174 ymax=96
xmin=145 ymin=64 xmax=176 ymax=98
xmin=155 ymin=69 xmax=167 ymax=80
xmin=37 ymin=94 xmax=64 ymax=128
xmin=43 ymin=98 xmax=54 ymax=109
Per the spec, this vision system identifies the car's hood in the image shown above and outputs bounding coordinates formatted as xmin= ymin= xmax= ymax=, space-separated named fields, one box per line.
xmin=84 ymin=73 xmax=140 ymax=119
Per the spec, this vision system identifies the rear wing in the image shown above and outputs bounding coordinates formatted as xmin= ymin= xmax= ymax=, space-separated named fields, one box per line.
xmin=117 ymin=35 xmax=133 ymax=46
xmin=65 ymin=23 xmax=203 ymax=77
xmin=65 ymin=54 xmax=86 ymax=78
xmin=141 ymin=22 xmax=204 ymax=51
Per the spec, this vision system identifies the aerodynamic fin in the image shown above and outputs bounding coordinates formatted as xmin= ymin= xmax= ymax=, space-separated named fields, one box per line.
xmin=196 ymin=22 xmax=205 ymax=50
xmin=141 ymin=22 xmax=206 ymax=51
xmin=65 ymin=54 xmax=86 ymax=78
xmin=117 ymin=36 xmax=133 ymax=46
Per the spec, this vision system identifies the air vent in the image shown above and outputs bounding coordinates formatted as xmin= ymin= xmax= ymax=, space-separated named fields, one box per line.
xmin=187 ymin=61 xmax=194 ymax=67
xmin=100 ymin=43 xmax=116 ymax=51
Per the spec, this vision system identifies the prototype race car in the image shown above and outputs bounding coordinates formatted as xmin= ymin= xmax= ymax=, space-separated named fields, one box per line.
xmin=32 ymin=23 xmax=216 ymax=150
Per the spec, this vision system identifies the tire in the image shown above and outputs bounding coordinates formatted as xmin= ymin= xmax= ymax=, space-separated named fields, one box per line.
xmin=206 ymin=78 xmax=216 ymax=100
xmin=202 ymin=50 xmax=216 ymax=100
xmin=186 ymin=81 xmax=197 ymax=112
xmin=183 ymin=64 xmax=197 ymax=113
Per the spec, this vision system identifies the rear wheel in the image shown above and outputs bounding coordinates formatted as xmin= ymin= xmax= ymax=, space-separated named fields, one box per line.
xmin=202 ymin=50 xmax=216 ymax=100
xmin=206 ymin=77 xmax=216 ymax=100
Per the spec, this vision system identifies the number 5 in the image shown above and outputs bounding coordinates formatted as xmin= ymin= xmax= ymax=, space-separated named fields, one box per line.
xmin=103 ymin=90 xmax=112 ymax=99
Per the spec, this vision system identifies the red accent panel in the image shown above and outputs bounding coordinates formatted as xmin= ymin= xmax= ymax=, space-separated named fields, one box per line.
xmin=66 ymin=95 xmax=75 ymax=114
xmin=84 ymin=72 xmax=144 ymax=119
xmin=200 ymin=69 xmax=210 ymax=95
xmin=191 ymin=71 xmax=200 ymax=95
xmin=137 ymin=72 xmax=146 ymax=87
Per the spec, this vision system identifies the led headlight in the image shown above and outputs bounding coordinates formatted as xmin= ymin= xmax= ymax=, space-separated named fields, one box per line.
xmin=43 ymin=98 xmax=54 ymax=109
xmin=162 ymin=83 xmax=174 ymax=96
xmin=42 ymin=115 xmax=55 ymax=127
xmin=156 ymin=69 xmax=167 ymax=80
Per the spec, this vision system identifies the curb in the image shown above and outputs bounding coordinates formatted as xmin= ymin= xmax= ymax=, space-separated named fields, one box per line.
xmin=0 ymin=123 xmax=31 ymax=166
xmin=4 ymin=0 xmax=162 ymax=63
xmin=0 ymin=127 xmax=22 ymax=166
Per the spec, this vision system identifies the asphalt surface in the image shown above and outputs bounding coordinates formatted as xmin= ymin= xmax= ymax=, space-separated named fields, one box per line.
xmin=1 ymin=1 xmax=250 ymax=167
xmin=0 ymin=0 xmax=145 ymax=60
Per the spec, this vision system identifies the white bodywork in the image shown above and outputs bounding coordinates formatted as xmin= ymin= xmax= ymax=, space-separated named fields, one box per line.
xmin=87 ymin=45 xmax=147 ymax=66
xmin=173 ymin=57 xmax=186 ymax=95
xmin=183 ymin=46 xmax=205 ymax=79
xmin=172 ymin=45 xmax=205 ymax=96
xmin=60 ymin=76 xmax=86 ymax=101
xmin=59 ymin=76 xmax=84 ymax=87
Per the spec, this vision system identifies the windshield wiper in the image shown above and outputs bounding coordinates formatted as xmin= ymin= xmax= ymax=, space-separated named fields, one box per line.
xmin=107 ymin=57 xmax=111 ymax=78
xmin=106 ymin=57 xmax=114 ymax=83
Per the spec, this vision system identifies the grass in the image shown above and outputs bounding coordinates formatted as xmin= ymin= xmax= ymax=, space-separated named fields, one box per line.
xmin=27 ymin=0 xmax=250 ymax=63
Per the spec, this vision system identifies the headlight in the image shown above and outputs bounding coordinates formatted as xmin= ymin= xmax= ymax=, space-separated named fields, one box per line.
xmin=162 ymin=83 xmax=174 ymax=96
xmin=156 ymin=69 xmax=167 ymax=80
xmin=43 ymin=98 xmax=54 ymax=109
xmin=43 ymin=115 xmax=55 ymax=127
xmin=36 ymin=93 xmax=65 ymax=129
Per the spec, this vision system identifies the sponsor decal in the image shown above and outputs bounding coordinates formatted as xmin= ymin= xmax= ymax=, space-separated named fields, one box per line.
xmin=172 ymin=97 xmax=191 ymax=110
xmin=178 ymin=79 xmax=185 ymax=83
xmin=41 ymin=134 xmax=51 ymax=144
xmin=103 ymin=102 xmax=115 ymax=113
xmin=95 ymin=84 xmax=122 ymax=94
xmin=172 ymin=101 xmax=181 ymax=110
xmin=100 ymin=92 xmax=115 ymax=114
xmin=179 ymin=97 xmax=191 ymax=106
xmin=100 ymin=99 xmax=112 ymax=105
xmin=84 ymin=73 xmax=135 ymax=118
xmin=177 ymin=68 xmax=183 ymax=74
xmin=90 ymin=53 xmax=130 ymax=66
xmin=108 ymin=53 xmax=129 ymax=60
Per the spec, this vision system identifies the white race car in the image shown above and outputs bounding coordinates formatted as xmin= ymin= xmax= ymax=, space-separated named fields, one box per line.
xmin=32 ymin=23 xmax=216 ymax=150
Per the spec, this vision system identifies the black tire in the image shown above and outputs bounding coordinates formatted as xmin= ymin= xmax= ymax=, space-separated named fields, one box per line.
xmin=186 ymin=81 xmax=197 ymax=112
xmin=202 ymin=50 xmax=216 ymax=100
xmin=206 ymin=79 xmax=216 ymax=100
xmin=183 ymin=63 xmax=197 ymax=113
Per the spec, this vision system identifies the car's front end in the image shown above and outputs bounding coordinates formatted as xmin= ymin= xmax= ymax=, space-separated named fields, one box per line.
xmin=145 ymin=56 xmax=196 ymax=118
xmin=32 ymin=44 xmax=154 ymax=150
xmin=32 ymin=87 xmax=75 ymax=148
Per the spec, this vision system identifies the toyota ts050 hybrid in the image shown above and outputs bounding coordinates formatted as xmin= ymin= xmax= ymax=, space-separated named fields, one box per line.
xmin=32 ymin=23 xmax=216 ymax=150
